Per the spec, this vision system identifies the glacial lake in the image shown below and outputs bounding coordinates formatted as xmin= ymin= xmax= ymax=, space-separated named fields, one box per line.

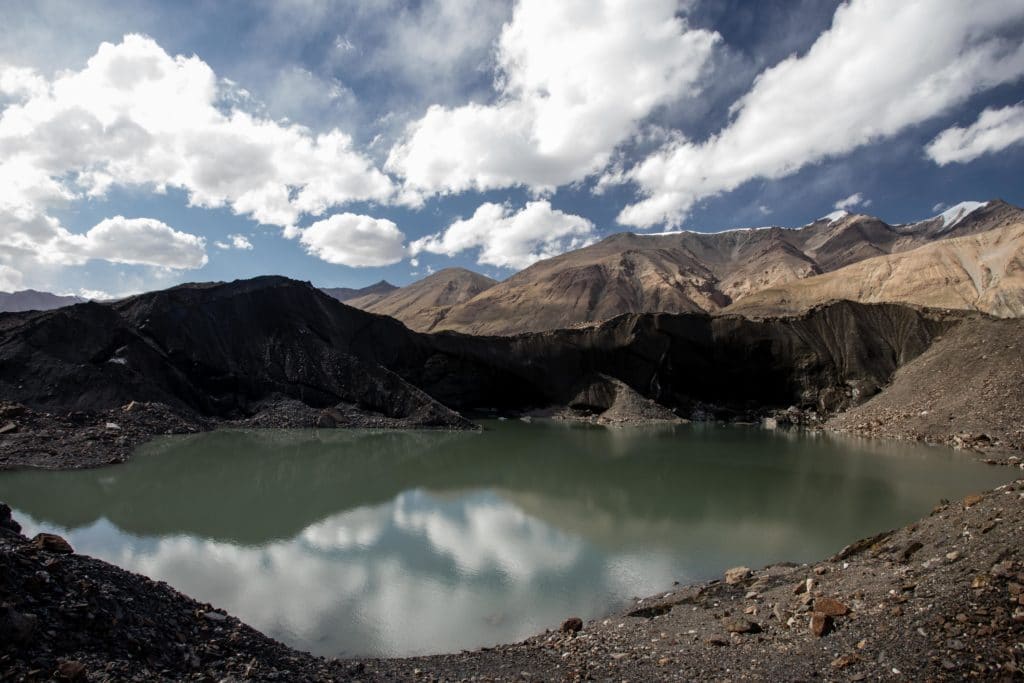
xmin=1 ymin=420 xmax=1014 ymax=658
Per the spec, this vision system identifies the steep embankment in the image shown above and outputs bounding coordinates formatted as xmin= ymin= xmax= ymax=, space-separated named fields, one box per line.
xmin=728 ymin=223 xmax=1024 ymax=318
xmin=427 ymin=200 xmax=1024 ymax=335
xmin=828 ymin=315 xmax=1024 ymax=451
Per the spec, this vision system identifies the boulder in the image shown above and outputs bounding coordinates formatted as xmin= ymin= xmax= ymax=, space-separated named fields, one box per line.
xmin=810 ymin=612 xmax=833 ymax=637
xmin=560 ymin=617 xmax=583 ymax=633
xmin=724 ymin=566 xmax=752 ymax=585
xmin=813 ymin=597 xmax=850 ymax=617
xmin=32 ymin=533 xmax=74 ymax=554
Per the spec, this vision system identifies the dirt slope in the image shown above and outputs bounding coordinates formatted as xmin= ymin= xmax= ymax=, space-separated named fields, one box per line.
xmin=828 ymin=314 xmax=1024 ymax=451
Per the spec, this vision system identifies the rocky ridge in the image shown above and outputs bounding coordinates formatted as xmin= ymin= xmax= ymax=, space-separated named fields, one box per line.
xmin=425 ymin=199 xmax=1023 ymax=335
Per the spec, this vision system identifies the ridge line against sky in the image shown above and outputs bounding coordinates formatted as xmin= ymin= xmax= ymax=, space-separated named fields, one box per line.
xmin=0 ymin=0 xmax=1023 ymax=297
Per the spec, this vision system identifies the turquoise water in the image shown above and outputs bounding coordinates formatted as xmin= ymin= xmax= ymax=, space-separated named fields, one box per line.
xmin=0 ymin=420 xmax=1012 ymax=657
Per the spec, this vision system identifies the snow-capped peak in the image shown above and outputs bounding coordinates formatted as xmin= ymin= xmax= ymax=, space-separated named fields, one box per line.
xmin=935 ymin=201 xmax=988 ymax=229
xmin=819 ymin=210 xmax=848 ymax=224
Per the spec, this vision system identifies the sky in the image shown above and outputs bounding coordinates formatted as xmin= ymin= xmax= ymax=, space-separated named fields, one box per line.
xmin=1 ymin=0 xmax=1023 ymax=297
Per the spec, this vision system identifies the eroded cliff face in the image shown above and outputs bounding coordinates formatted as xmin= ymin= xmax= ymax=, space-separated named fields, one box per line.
xmin=0 ymin=277 xmax=959 ymax=434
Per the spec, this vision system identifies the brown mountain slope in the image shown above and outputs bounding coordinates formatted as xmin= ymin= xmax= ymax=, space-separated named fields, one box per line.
xmin=726 ymin=222 xmax=1024 ymax=318
xmin=321 ymin=280 xmax=397 ymax=307
xmin=429 ymin=200 xmax=1024 ymax=335
xmin=357 ymin=268 xmax=497 ymax=331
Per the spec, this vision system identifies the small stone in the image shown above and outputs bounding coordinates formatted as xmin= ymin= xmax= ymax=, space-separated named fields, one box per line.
xmin=202 ymin=611 xmax=228 ymax=622
xmin=962 ymin=494 xmax=984 ymax=508
xmin=810 ymin=612 xmax=833 ymax=637
xmin=0 ymin=421 xmax=16 ymax=434
xmin=990 ymin=560 xmax=1015 ymax=578
xmin=57 ymin=661 xmax=86 ymax=680
xmin=831 ymin=654 xmax=858 ymax=669
xmin=813 ymin=597 xmax=850 ymax=617
xmin=610 ymin=652 xmax=628 ymax=661
xmin=31 ymin=533 xmax=73 ymax=554
xmin=706 ymin=636 xmax=729 ymax=646
xmin=724 ymin=566 xmax=751 ymax=585
xmin=560 ymin=617 xmax=583 ymax=633
xmin=945 ymin=550 xmax=960 ymax=561
xmin=901 ymin=541 xmax=924 ymax=561
xmin=972 ymin=575 xmax=990 ymax=589
xmin=1013 ymin=608 xmax=1024 ymax=624
xmin=657 ymin=657 xmax=672 ymax=666
xmin=813 ymin=565 xmax=828 ymax=575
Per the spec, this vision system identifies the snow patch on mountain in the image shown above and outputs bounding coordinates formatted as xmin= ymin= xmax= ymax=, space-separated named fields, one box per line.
xmin=936 ymin=201 xmax=988 ymax=229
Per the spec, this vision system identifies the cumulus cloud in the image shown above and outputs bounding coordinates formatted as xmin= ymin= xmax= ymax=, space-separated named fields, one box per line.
xmin=0 ymin=213 xmax=207 ymax=270
xmin=616 ymin=0 xmax=1024 ymax=228
xmin=215 ymin=233 xmax=254 ymax=251
xmin=300 ymin=214 xmax=407 ymax=267
xmin=926 ymin=102 xmax=1024 ymax=165
xmin=0 ymin=33 xmax=402 ymax=285
xmin=0 ymin=34 xmax=393 ymax=231
xmin=833 ymin=192 xmax=870 ymax=211
xmin=409 ymin=201 xmax=595 ymax=270
xmin=386 ymin=0 xmax=719 ymax=198
xmin=0 ymin=264 xmax=23 ymax=290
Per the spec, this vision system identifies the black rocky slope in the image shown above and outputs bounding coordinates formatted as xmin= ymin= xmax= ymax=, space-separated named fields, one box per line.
xmin=1 ymin=276 xmax=961 ymax=439
xmin=0 ymin=277 xmax=469 ymax=429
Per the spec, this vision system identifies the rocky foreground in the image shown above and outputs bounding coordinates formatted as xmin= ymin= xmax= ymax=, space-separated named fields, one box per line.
xmin=3 ymin=475 xmax=1024 ymax=682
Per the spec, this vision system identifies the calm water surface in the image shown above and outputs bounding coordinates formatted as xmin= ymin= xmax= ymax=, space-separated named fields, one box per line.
xmin=1 ymin=420 xmax=1013 ymax=657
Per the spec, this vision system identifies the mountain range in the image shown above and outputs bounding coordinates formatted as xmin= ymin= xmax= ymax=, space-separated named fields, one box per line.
xmin=8 ymin=200 xmax=1023 ymax=333
xmin=0 ymin=290 xmax=85 ymax=313
xmin=342 ymin=199 xmax=1024 ymax=334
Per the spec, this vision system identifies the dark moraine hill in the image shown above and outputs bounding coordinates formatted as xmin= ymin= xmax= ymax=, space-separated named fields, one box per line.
xmin=0 ymin=275 xmax=978 ymax=470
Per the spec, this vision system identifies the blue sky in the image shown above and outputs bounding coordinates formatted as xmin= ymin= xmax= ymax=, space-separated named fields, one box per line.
xmin=1 ymin=0 xmax=1023 ymax=297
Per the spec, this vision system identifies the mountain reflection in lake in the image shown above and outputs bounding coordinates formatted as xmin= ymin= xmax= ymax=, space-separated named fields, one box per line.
xmin=1 ymin=420 xmax=1013 ymax=657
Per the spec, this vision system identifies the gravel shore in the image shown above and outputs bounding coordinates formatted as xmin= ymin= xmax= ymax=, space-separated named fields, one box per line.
xmin=3 ymin=471 xmax=1023 ymax=681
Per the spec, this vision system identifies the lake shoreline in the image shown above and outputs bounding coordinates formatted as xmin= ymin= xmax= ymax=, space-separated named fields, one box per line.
xmin=3 ymin=396 xmax=1023 ymax=472
xmin=3 ymin=472 xmax=1022 ymax=681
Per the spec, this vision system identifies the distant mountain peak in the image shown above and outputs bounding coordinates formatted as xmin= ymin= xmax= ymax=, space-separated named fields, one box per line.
xmin=934 ymin=200 xmax=988 ymax=228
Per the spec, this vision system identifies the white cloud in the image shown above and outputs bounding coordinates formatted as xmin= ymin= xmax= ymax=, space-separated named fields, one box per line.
xmin=300 ymin=214 xmax=407 ymax=267
xmin=0 ymin=33 xmax=400 ymax=287
xmin=616 ymin=0 xmax=1024 ymax=228
xmin=0 ymin=34 xmax=393 ymax=231
xmin=0 ymin=264 xmax=23 ymax=290
xmin=409 ymin=200 xmax=595 ymax=270
xmin=386 ymin=0 xmax=719 ymax=198
xmin=833 ymin=192 xmax=870 ymax=211
xmin=0 ymin=212 xmax=207 ymax=270
xmin=926 ymin=101 xmax=1024 ymax=165
xmin=215 ymin=233 xmax=254 ymax=251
